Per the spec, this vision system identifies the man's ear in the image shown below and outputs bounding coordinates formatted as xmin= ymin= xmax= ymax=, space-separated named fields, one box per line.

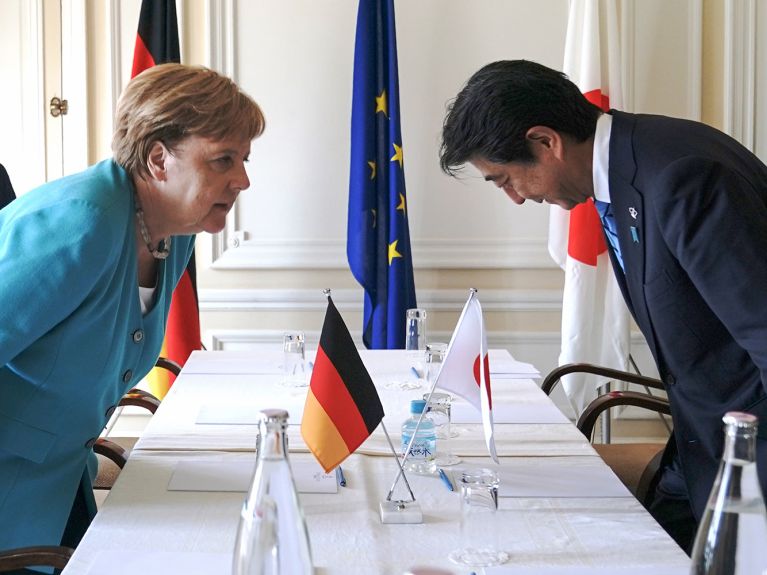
xmin=525 ymin=126 xmax=564 ymax=160
xmin=146 ymin=141 xmax=169 ymax=181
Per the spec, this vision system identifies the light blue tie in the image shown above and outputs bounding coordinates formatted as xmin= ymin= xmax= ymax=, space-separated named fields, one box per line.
xmin=594 ymin=199 xmax=624 ymax=272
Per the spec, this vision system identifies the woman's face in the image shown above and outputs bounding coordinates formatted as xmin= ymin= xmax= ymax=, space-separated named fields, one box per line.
xmin=160 ymin=134 xmax=251 ymax=235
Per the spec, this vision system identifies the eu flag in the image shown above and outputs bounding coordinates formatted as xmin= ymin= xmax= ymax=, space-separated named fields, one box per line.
xmin=348 ymin=0 xmax=417 ymax=349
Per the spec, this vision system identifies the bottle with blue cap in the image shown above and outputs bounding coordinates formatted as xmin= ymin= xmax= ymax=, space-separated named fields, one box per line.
xmin=401 ymin=399 xmax=437 ymax=475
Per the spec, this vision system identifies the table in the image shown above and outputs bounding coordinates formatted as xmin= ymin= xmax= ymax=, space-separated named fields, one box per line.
xmin=62 ymin=350 xmax=690 ymax=575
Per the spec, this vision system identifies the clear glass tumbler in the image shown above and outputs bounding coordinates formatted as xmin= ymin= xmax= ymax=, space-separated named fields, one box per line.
xmin=425 ymin=342 xmax=447 ymax=383
xmin=423 ymin=391 xmax=460 ymax=466
xmin=404 ymin=308 xmax=427 ymax=352
xmin=449 ymin=468 xmax=509 ymax=568
xmin=281 ymin=331 xmax=306 ymax=387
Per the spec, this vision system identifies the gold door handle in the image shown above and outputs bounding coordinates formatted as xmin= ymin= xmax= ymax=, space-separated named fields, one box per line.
xmin=50 ymin=96 xmax=68 ymax=117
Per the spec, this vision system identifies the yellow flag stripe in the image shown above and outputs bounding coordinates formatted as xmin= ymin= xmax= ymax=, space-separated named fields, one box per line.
xmin=301 ymin=389 xmax=351 ymax=472
xmin=147 ymin=339 xmax=172 ymax=399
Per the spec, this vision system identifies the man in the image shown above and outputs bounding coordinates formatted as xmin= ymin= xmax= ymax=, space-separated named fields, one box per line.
xmin=440 ymin=59 xmax=767 ymax=552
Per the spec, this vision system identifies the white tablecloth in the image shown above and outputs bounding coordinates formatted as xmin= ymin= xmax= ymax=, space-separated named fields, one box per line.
xmin=136 ymin=350 xmax=578 ymax=456
xmin=63 ymin=451 xmax=689 ymax=575
xmin=136 ymin=373 xmax=591 ymax=457
xmin=63 ymin=350 xmax=689 ymax=574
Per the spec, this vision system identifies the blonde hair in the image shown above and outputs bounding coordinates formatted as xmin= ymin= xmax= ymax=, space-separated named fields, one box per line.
xmin=112 ymin=63 xmax=265 ymax=176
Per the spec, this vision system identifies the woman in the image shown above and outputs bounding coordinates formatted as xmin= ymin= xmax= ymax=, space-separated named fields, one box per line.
xmin=0 ymin=64 xmax=265 ymax=555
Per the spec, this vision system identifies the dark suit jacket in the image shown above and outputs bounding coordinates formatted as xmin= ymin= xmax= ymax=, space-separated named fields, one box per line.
xmin=606 ymin=110 xmax=767 ymax=518
xmin=0 ymin=164 xmax=15 ymax=209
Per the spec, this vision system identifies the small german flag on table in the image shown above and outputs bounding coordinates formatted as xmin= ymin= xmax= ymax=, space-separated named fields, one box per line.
xmin=301 ymin=295 xmax=384 ymax=473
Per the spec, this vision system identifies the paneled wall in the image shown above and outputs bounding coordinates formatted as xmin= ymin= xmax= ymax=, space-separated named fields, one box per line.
xmin=192 ymin=0 xmax=702 ymax=406
xmin=3 ymin=0 xmax=740 ymax=417
xmin=66 ymin=1 xmax=710 ymax=413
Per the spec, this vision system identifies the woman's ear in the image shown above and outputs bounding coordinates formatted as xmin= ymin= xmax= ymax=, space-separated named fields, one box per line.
xmin=146 ymin=141 xmax=169 ymax=181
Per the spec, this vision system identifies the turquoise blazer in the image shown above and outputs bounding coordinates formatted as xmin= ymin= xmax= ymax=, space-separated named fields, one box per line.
xmin=0 ymin=159 xmax=194 ymax=551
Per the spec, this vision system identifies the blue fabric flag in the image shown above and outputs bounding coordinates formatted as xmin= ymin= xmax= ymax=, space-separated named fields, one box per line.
xmin=348 ymin=0 xmax=417 ymax=349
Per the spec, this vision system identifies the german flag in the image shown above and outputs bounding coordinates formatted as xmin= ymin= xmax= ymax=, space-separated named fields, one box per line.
xmin=131 ymin=0 xmax=202 ymax=399
xmin=131 ymin=0 xmax=180 ymax=76
xmin=301 ymin=295 xmax=384 ymax=473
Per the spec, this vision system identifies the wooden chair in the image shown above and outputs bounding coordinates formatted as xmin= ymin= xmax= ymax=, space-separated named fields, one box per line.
xmin=93 ymin=357 xmax=181 ymax=490
xmin=542 ymin=363 xmax=671 ymax=506
xmin=0 ymin=545 xmax=73 ymax=573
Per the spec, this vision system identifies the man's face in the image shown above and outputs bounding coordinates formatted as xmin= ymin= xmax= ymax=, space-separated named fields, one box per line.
xmin=469 ymin=127 xmax=593 ymax=210
xmin=471 ymin=156 xmax=590 ymax=211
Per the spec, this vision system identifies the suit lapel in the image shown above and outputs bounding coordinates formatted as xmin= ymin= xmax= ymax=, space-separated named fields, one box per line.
xmin=608 ymin=112 xmax=659 ymax=359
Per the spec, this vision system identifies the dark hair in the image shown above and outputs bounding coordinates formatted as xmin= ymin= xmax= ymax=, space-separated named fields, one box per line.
xmin=439 ymin=60 xmax=601 ymax=175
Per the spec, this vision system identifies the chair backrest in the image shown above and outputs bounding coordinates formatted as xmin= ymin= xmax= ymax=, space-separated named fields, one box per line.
xmin=541 ymin=362 xmax=666 ymax=397
xmin=93 ymin=357 xmax=180 ymax=489
xmin=541 ymin=363 xmax=671 ymax=507
xmin=0 ymin=545 xmax=73 ymax=572
xmin=0 ymin=163 xmax=16 ymax=210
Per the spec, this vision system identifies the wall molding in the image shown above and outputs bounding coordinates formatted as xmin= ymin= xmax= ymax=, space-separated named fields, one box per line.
xmin=199 ymin=287 xmax=564 ymax=313
xmin=620 ymin=0 xmax=635 ymax=112
xmin=724 ymin=0 xmax=756 ymax=149
xmin=207 ymin=237 xmax=555 ymax=270
xmin=61 ymin=0 xmax=89 ymax=174
xmin=206 ymin=328 xmax=565 ymax=350
xmin=203 ymin=328 xmax=658 ymax=422
xmin=203 ymin=1 xmax=555 ymax=271
xmin=206 ymin=0 xmax=238 ymax=264
xmin=621 ymin=0 xmax=702 ymax=119
xmin=107 ymin=0 xmax=122 ymax=125
xmin=686 ymin=0 xmax=703 ymax=121
xmin=18 ymin=0 xmax=46 ymax=193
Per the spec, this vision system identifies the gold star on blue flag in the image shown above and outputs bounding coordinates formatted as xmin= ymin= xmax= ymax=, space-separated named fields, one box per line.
xmin=347 ymin=0 xmax=417 ymax=349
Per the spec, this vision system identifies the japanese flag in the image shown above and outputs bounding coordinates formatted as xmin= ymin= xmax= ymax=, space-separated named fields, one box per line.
xmin=434 ymin=291 xmax=497 ymax=462
xmin=548 ymin=0 xmax=631 ymax=416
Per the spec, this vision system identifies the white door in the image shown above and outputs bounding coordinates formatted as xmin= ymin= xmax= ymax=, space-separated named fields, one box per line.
xmin=0 ymin=0 xmax=88 ymax=196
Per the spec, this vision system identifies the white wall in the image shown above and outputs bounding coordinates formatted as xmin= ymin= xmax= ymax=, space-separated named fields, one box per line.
xmin=196 ymin=0 xmax=698 ymax=418
xmin=0 ymin=0 xmax=714 ymax=419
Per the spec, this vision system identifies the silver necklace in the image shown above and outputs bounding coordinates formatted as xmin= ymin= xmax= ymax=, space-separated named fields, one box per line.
xmin=134 ymin=192 xmax=171 ymax=260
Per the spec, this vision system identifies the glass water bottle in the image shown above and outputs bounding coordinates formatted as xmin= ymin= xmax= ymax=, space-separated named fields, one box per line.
xmin=232 ymin=409 xmax=313 ymax=575
xmin=689 ymin=411 xmax=767 ymax=574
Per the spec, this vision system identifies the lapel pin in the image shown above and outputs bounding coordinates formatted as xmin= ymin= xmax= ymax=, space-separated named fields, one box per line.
xmin=630 ymin=226 xmax=640 ymax=243
xmin=629 ymin=207 xmax=638 ymax=219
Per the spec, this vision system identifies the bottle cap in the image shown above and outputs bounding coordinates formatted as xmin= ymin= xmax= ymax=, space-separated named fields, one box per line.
xmin=410 ymin=399 xmax=427 ymax=414
xmin=723 ymin=411 xmax=758 ymax=428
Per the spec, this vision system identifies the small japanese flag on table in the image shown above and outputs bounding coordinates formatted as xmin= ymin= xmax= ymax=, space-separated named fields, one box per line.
xmin=434 ymin=290 xmax=497 ymax=462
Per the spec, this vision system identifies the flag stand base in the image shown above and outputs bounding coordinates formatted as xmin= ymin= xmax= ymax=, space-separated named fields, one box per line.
xmin=379 ymin=500 xmax=423 ymax=524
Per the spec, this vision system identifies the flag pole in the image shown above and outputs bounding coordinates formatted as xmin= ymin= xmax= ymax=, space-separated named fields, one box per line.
xmin=379 ymin=418 xmax=423 ymax=524
xmin=384 ymin=366 xmax=442 ymax=500
xmin=386 ymin=291 xmax=480 ymax=496
xmin=379 ymin=421 xmax=416 ymax=503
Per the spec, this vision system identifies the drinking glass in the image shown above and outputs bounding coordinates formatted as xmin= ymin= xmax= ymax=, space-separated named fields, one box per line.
xmin=423 ymin=392 xmax=460 ymax=466
xmin=426 ymin=343 xmax=458 ymax=437
xmin=404 ymin=308 xmax=427 ymax=352
xmin=281 ymin=331 xmax=306 ymax=387
xmin=425 ymin=342 xmax=447 ymax=383
xmin=448 ymin=469 xmax=509 ymax=567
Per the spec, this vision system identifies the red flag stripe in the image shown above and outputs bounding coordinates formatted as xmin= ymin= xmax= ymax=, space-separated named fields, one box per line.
xmin=131 ymin=36 xmax=156 ymax=78
xmin=164 ymin=270 xmax=200 ymax=387
xmin=309 ymin=346 xmax=374 ymax=451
